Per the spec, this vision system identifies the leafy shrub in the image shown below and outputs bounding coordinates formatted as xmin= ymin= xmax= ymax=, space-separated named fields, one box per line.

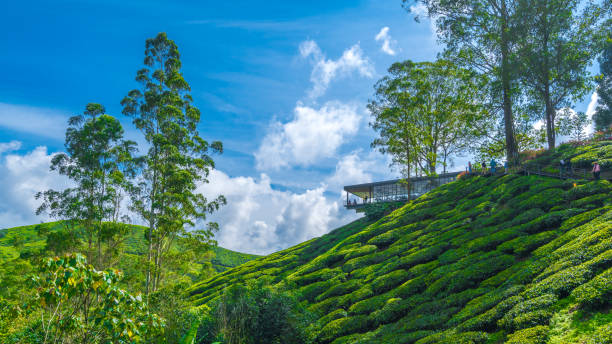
xmin=394 ymin=275 xmax=427 ymax=299
xmin=315 ymin=279 xmax=362 ymax=303
xmin=364 ymin=201 xmax=405 ymax=221
xmin=317 ymin=315 xmax=370 ymax=343
xmin=28 ymin=254 xmax=162 ymax=344
xmin=570 ymin=267 xmax=612 ymax=310
xmin=371 ymin=269 xmax=411 ymax=294
xmin=207 ymin=281 xmax=313 ymax=344
xmin=505 ymin=325 xmax=549 ymax=344
xmin=299 ymin=280 xmax=335 ymax=303
xmin=572 ymin=193 xmax=610 ymax=208
xmin=457 ymin=295 xmax=522 ymax=332
xmin=343 ymin=253 xmax=388 ymax=273
xmin=348 ymin=293 xmax=389 ymax=315
xmin=396 ymin=244 xmax=446 ymax=269
xmin=342 ymin=245 xmax=377 ymax=260
xmin=498 ymin=294 xmax=557 ymax=331
xmin=524 ymin=265 xmax=592 ymax=298
xmin=588 ymin=323 xmax=612 ymax=344
xmin=497 ymin=231 xmax=557 ymax=256
xmin=449 ymin=285 xmax=523 ymax=326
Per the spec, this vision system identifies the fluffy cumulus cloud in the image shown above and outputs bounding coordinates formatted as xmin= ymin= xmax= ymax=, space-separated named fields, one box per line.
xmin=375 ymin=27 xmax=397 ymax=56
xmin=326 ymin=151 xmax=376 ymax=194
xmin=197 ymin=169 xmax=357 ymax=255
xmin=299 ymin=40 xmax=374 ymax=99
xmin=0 ymin=145 xmax=70 ymax=227
xmin=255 ymin=101 xmax=362 ymax=170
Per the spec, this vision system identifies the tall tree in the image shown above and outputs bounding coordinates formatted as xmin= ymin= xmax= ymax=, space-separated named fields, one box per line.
xmin=516 ymin=0 xmax=609 ymax=148
xmin=594 ymin=36 xmax=612 ymax=132
xmin=369 ymin=60 xmax=489 ymax=183
xmin=407 ymin=0 xmax=521 ymax=163
xmin=36 ymin=104 xmax=137 ymax=269
xmin=121 ymin=33 xmax=225 ymax=297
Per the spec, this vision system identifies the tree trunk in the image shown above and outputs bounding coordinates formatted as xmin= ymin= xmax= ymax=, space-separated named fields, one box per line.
xmin=545 ymin=93 xmax=555 ymax=149
xmin=500 ymin=2 xmax=518 ymax=164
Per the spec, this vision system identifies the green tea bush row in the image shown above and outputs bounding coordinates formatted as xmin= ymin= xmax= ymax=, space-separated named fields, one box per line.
xmin=505 ymin=325 xmax=549 ymax=344
xmin=570 ymin=267 xmax=612 ymax=310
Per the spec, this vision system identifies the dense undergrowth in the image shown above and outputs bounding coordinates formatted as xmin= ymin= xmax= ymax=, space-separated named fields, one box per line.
xmin=189 ymin=171 xmax=611 ymax=343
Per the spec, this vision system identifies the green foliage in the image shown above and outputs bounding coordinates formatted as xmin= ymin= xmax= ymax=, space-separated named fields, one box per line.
xmin=570 ymin=267 xmax=612 ymax=310
xmin=363 ymin=202 xmax=404 ymax=221
xmin=201 ymin=281 xmax=313 ymax=344
xmin=369 ymin=59 xmax=489 ymax=178
xmin=122 ymin=32 xmax=225 ymax=295
xmin=505 ymin=325 xmax=549 ymax=344
xmin=211 ymin=247 xmax=259 ymax=272
xmin=28 ymin=253 xmax=163 ymax=343
xmin=36 ymin=103 xmax=138 ymax=270
xmin=593 ymin=40 xmax=612 ymax=132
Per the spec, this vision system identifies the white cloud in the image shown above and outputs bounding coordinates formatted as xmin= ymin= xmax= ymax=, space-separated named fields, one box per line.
xmin=0 ymin=141 xmax=22 ymax=155
xmin=410 ymin=3 xmax=437 ymax=37
xmin=0 ymin=103 xmax=68 ymax=140
xmin=0 ymin=146 xmax=70 ymax=228
xmin=326 ymin=152 xmax=375 ymax=194
xmin=254 ymin=101 xmax=362 ymax=170
xmin=585 ymin=92 xmax=599 ymax=135
xmin=197 ymin=169 xmax=358 ymax=255
xmin=299 ymin=40 xmax=374 ymax=99
xmin=375 ymin=27 xmax=397 ymax=56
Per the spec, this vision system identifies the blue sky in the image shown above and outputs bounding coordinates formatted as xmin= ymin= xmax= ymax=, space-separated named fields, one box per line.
xmin=0 ymin=0 xmax=599 ymax=254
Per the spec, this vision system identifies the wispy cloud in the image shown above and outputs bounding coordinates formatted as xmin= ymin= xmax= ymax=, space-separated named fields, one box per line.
xmin=375 ymin=27 xmax=397 ymax=56
xmin=185 ymin=18 xmax=313 ymax=32
xmin=0 ymin=140 xmax=22 ymax=155
xmin=201 ymin=92 xmax=250 ymax=115
xmin=299 ymin=40 xmax=374 ymax=99
xmin=0 ymin=103 xmax=68 ymax=140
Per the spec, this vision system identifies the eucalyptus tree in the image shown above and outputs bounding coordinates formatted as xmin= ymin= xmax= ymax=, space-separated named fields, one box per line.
xmin=406 ymin=0 xmax=521 ymax=163
xmin=121 ymin=32 xmax=225 ymax=296
xmin=36 ymin=103 xmax=137 ymax=269
xmin=515 ymin=0 xmax=609 ymax=148
xmin=594 ymin=37 xmax=612 ymax=132
xmin=369 ymin=60 xmax=489 ymax=189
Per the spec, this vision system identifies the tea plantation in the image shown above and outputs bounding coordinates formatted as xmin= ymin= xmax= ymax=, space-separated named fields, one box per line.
xmin=0 ymin=222 xmax=259 ymax=273
xmin=189 ymin=172 xmax=611 ymax=343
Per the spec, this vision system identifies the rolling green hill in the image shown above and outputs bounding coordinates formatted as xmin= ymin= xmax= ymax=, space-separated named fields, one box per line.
xmin=0 ymin=222 xmax=259 ymax=273
xmin=188 ymin=155 xmax=612 ymax=342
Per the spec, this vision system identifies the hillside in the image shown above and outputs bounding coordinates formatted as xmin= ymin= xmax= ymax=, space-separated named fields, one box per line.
xmin=0 ymin=222 xmax=259 ymax=273
xmin=189 ymin=171 xmax=611 ymax=342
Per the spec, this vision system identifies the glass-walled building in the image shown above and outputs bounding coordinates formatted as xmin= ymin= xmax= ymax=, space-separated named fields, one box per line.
xmin=344 ymin=172 xmax=461 ymax=209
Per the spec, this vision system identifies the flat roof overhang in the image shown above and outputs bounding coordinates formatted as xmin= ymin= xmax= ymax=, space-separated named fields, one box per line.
xmin=343 ymin=172 xmax=462 ymax=199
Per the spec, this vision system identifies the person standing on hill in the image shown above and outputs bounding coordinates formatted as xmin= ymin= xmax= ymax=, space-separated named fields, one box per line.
xmin=481 ymin=161 xmax=487 ymax=176
xmin=592 ymin=162 xmax=601 ymax=180
xmin=560 ymin=159 xmax=565 ymax=176
xmin=490 ymin=159 xmax=497 ymax=174
xmin=468 ymin=161 xmax=472 ymax=174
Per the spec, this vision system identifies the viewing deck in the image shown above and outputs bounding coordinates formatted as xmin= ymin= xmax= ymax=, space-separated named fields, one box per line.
xmin=344 ymin=172 xmax=461 ymax=209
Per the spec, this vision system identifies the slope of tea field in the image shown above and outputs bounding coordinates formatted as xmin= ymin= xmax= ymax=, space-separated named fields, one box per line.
xmin=189 ymin=173 xmax=611 ymax=344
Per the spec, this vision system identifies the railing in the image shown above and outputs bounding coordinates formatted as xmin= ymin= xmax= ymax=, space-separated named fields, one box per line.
xmin=521 ymin=163 xmax=593 ymax=180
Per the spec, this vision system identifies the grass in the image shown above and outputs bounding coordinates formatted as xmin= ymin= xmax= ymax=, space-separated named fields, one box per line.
xmin=189 ymin=143 xmax=612 ymax=344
